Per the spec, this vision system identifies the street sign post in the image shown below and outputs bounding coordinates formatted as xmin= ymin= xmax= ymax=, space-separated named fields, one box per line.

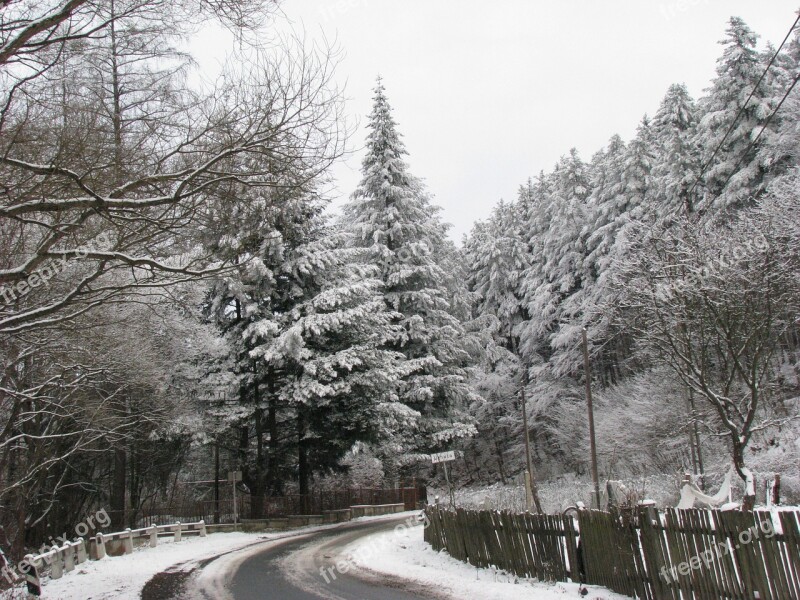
xmin=430 ymin=451 xmax=456 ymax=464
xmin=430 ymin=451 xmax=457 ymax=506
xmin=228 ymin=470 xmax=242 ymax=528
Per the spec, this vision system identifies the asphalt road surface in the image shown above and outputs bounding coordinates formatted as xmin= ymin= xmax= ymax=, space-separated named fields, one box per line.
xmin=218 ymin=516 xmax=444 ymax=600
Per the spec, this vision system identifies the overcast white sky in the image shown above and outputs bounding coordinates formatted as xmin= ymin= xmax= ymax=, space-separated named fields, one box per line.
xmin=191 ymin=1 xmax=800 ymax=241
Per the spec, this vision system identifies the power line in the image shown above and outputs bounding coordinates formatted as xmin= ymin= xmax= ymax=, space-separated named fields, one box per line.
xmin=686 ymin=12 xmax=800 ymax=204
xmin=717 ymin=66 xmax=800 ymax=195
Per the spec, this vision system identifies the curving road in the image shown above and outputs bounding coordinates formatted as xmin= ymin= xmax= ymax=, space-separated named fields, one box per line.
xmin=183 ymin=515 xmax=445 ymax=600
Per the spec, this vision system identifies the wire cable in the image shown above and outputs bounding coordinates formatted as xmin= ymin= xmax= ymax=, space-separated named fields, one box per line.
xmin=716 ymin=67 xmax=800 ymax=196
xmin=686 ymin=12 xmax=800 ymax=204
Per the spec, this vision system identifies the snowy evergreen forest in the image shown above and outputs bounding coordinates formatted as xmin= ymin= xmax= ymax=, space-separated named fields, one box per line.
xmin=460 ymin=16 xmax=800 ymax=510
xmin=0 ymin=2 xmax=798 ymax=558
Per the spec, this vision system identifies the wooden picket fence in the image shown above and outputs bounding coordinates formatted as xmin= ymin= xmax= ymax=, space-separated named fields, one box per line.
xmin=424 ymin=505 xmax=800 ymax=600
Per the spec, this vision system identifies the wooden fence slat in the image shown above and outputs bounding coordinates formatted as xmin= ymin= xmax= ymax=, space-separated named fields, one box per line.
xmin=563 ymin=514 xmax=580 ymax=583
xmin=778 ymin=511 xmax=800 ymax=600
xmin=756 ymin=511 xmax=785 ymax=599
xmin=423 ymin=505 xmax=800 ymax=600
xmin=694 ymin=508 xmax=726 ymax=599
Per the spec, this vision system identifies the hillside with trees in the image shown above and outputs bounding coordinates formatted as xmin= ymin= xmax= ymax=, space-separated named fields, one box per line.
xmin=459 ymin=16 xmax=800 ymax=510
xmin=0 ymin=2 xmax=798 ymax=566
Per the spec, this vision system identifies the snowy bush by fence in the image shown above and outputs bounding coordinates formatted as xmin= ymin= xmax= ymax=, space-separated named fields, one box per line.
xmin=434 ymin=468 xmax=796 ymax=514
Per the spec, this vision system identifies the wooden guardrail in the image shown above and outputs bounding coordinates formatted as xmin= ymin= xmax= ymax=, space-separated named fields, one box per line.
xmin=22 ymin=520 xmax=206 ymax=597
xmin=424 ymin=505 xmax=800 ymax=600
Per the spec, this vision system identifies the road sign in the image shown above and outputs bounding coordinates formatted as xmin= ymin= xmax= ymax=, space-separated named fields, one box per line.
xmin=227 ymin=470 xmax=242 ymax=482
xmin=431 ymin=450 xmax=456 ymax=464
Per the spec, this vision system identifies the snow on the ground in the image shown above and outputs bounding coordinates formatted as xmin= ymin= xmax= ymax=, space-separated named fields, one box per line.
xmin=345 ymin=524 xmax=633 ymax=600
xmin=1 ymin=531 xmax=261 ymax=600
xmin=0 ymin=512 xmax=417 ymax=600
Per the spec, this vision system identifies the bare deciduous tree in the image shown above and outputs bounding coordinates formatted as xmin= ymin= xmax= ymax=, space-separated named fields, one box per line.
xmin=616 ymin=214 xmax=799 ymax=509
xmin=0 ymin=4 xmax=345 ymax=334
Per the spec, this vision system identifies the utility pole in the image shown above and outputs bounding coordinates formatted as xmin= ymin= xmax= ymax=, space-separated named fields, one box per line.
xmin=228 ymin=470 xmax=242 ymax=529
xmin=680 ymin=322 xmax=705 ymax=490
xmin=582 ymin=328 xmax=601 ymax=510
xmin=521 ymin=380 xmax=543 ymax=513
xmin=687 ymin=387 xmax=705 ymax=490
xmin=511 ymin=328 xmax=542 ymax=514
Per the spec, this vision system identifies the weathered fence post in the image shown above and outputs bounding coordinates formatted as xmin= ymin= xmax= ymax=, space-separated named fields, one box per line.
xmin=767 ymin=474 xmax=781 ymax=506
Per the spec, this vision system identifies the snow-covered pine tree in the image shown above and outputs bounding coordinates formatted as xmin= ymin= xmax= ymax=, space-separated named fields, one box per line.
xmin=245 ymin=221 xmax=409 ymax=495
xmin=201 ymin=187 xmax=320 ymax=510
xmin=343 ymin=79 xmax=477 ymax=467
xmin=466 ymin=198 xmax=530 ymax=340
xmin=651 ymin=83 xmax=700 ymax=216
xmin=201 ymin=178 xmax=407 ymax=506
xmin=694 ymin=17 xmax=773 ymax=213
xmin=516 ymin=172 xmax=555 ymax=361
xmin=462 ymin=197 xmax=537 ymax=484
xmin=759 ymin=27 xmax=800 ymax=177
xmin=526 ymin=149 xmax=592 ymax=378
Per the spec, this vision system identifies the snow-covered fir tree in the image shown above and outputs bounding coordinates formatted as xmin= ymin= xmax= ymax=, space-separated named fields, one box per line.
xmin=651 ymin=83 xmax=700 ymax=215
xmin=694 ymin=17 xmax=773 ymax=212
xmin=244 ymin=221 xmax=410 ymax=494
xmin=343 ymin=79 xmax=477 ymax=468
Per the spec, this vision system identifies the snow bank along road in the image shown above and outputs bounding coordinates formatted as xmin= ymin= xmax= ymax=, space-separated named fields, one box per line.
xmin=187 ymin=514 xmax=445 ymax=599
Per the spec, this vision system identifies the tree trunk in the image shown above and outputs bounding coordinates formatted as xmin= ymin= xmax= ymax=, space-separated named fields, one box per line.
xmin=494 ymin=437 xmax=507 ymax=485
xmin=297 ymin=409 xmax=309 ymax=495
xmin=267 ymin=367 xmax=280 ymax=495
xmin=687 ymin=387 xmax=705 ymax=490
xmin=250 ymin=379 xmax=266 ymax=518
xmin=733 ymin=442 xmax=756 ymax=511
xmin=110 ymin=447 xmax=126 ymax=530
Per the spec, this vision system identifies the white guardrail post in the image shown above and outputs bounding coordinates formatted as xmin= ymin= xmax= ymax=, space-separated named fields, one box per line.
xmin=49 ymin=549 xmax=63 ymax=579
xmin=95 ymin=533 xmax=106 ymax=560
xmin=63 ymin=543 xmax=75 ymax=573
xmin=149 ymin=524 xmax=158 ymax=548
xmin=76 ymin=538 xmax=87 ymax=564
xmin=123 ymin=528 xmax=133 ymax=554
xmin=174 ymin=522 xmax=182 ymax=542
